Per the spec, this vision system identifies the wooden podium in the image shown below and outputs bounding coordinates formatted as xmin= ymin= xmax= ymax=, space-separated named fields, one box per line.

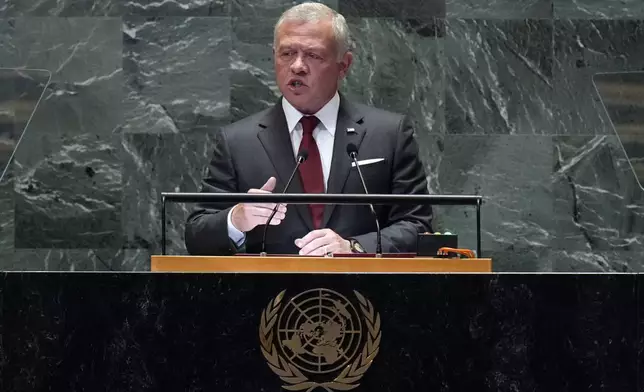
xmin=151 ymin=255 xmax=492 ymax=273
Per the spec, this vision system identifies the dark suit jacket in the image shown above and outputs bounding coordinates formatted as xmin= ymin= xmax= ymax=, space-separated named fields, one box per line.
xmin=185 ymin=96 xmax=433 ymax=255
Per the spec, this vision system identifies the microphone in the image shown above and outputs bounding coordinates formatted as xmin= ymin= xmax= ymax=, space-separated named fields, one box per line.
xmin=346 ymin=143 xmax=382 ymax=257
xmin=260 ymin=149 xmax=308 ymax=256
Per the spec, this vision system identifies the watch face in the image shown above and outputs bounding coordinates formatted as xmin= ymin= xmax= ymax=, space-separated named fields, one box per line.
xmin=352 ymin=241 xmax=365 ymax=253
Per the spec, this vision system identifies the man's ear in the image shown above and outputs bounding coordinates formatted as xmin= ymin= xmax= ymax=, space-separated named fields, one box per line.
xmin=338 ymin=51 xmax=353 ymax=79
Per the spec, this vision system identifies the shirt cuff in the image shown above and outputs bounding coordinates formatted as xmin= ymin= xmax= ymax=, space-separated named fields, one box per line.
xmin=227 ymin=207 xmax=246 ymax=247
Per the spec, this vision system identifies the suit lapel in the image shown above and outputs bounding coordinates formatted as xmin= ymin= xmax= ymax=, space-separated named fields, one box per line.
xmin=321 ymin=97 xmax=367 ymax=228
xmin=256 ymin=101 xmax=314 ymax=230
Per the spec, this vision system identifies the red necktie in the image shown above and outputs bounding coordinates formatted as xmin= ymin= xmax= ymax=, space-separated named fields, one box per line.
xmin=298 ymin=115 xmax=324 ymax=229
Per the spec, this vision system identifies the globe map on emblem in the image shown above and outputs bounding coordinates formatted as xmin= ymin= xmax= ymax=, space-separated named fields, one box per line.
xmin=276 ymin=288 xmax=363 ymax=374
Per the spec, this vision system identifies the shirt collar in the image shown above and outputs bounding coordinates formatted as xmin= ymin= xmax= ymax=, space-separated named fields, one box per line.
xmin=282 ymin=91 xmax=340 ymax=136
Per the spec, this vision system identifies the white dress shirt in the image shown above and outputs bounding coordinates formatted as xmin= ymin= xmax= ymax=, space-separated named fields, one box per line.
xmin=227 ymin=92 xmax=341 ymax=246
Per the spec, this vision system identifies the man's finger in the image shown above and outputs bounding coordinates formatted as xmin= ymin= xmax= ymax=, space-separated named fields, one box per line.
xmin=251 ymin=207 xmax=285 ymax=219
xmin=252 ymin=206 xmax=287 ymax=219
xmin=271 ymin=204 xmax=287 ymax=214
xmin=264 ymin=212 xmax=286 ymax=221
xmin=298 ymin=235 xmax=331 ymax=255
xmin=250 ymin=203 xmax=286 ymax=213
xmin=244 ymin=201 xmax=286 ymax=216
xmin=295 ymin=229 xmax=328 ymax=247
xmin=248 ymin=188 xmax=272 ymax=194
xmin=307 ymin=243 xmax=340 ymax=256
xmin=260 ymin=176 xmax=277 ymax=192
xmin=250 ymin=203 xmax=278 ymax=211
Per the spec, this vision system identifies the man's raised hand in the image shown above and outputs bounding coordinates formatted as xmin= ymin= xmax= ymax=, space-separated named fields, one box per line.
xmin=231 ymin=177 xmax=287 ymax=232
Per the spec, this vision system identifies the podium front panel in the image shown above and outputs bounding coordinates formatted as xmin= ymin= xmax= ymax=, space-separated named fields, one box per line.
xmin=0 ymin=272 xmax=638 ymax=391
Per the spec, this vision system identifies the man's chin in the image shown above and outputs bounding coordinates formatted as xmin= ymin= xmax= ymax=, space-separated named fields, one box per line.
xmin=283 ymin=89 xmax=306 ymax=99
xmin=283 ymin=92 xmax=311 ymax=108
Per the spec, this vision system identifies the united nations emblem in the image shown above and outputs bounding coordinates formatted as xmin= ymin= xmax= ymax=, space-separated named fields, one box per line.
xmin=259 ymin=289 xmax=381 ymax=391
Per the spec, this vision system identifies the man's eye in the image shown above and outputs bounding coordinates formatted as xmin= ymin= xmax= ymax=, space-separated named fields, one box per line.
xmin=308 ymin=53 xmax=322 ymax=60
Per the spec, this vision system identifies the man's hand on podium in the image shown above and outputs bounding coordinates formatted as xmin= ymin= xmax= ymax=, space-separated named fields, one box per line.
xmin=295 ymin=229 xmax=351 ymax=256
xmin=231 ymin=177 xmax=287 ymax=232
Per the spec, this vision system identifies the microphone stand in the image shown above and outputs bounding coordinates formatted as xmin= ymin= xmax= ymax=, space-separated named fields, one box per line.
xmin=260 ymin=151 xmax=308 ymax=256
xmin=347 ymin=149 xmax=382 ymax=257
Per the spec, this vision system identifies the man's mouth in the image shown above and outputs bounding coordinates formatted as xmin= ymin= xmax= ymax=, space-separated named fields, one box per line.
xmin=289 ymin=79 xmax=306 ymax=88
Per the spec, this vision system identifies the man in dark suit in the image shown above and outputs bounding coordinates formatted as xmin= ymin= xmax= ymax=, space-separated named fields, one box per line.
xmin=185 ymin=2 xmax=432 ymax=256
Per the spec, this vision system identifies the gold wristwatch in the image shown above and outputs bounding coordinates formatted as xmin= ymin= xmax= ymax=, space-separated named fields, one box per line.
xmin=349 ymin=238 xmax=366 ymax=253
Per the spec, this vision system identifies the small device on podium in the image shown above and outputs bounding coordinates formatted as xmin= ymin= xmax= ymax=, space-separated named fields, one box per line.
xmin=417 ymin=231 xmax=477 ymax=258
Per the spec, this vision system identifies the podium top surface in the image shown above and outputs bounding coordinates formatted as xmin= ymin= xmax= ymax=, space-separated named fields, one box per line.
xmin=151 ymin=255 xmax=492 ymax=273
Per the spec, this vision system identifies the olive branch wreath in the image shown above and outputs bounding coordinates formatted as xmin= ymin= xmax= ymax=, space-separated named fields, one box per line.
xmin=259 ymin=290 xmax=381 ymax=392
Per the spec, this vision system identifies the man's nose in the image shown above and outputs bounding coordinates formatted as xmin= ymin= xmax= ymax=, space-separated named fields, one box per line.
xmin=290 ymin=54 xmax=308 ymax=74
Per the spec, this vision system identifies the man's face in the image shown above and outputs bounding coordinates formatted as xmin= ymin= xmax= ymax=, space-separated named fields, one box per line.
xmin=274 ymin=18 xmax=352 ymax=114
